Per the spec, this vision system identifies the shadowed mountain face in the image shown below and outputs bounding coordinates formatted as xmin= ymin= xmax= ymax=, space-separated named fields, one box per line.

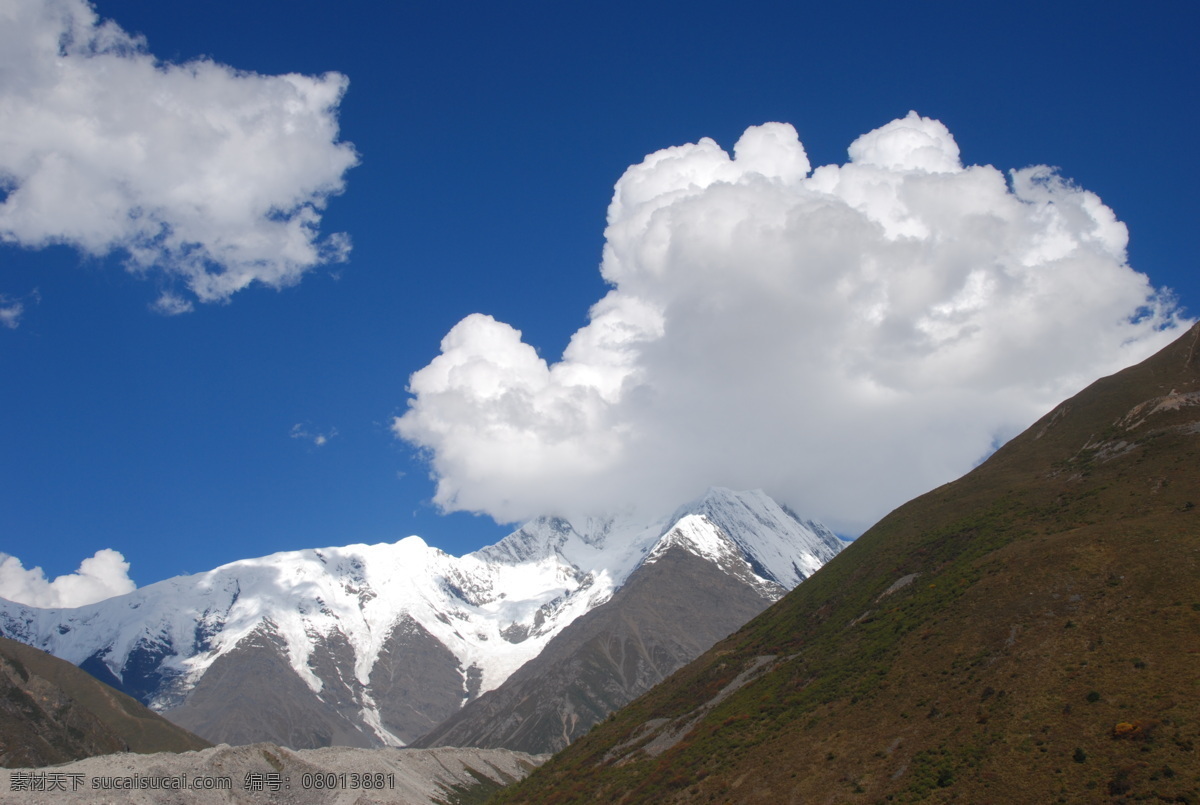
xmin=0 ymin=636 xmax=210 ymax=768
xmin=496 ymin=323 xmax=1200 ymax=804
xmin=415 ymin=546 xmax=781 ymax=754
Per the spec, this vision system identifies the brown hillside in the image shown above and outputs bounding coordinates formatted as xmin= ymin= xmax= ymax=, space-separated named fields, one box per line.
xmin=0 ymin=636 xmax=211 ymax=767
xmin=493 ymin=323 xmax=1200 ymax=804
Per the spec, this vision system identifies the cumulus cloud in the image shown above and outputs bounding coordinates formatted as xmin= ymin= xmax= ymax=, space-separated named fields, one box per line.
xmin=0 ymin=0 xmax=358 ymax=309
xmin=394 ymin=112 xmax=1190 ymax=534
xmin=0 ymin=549 xmax=136 ymax=608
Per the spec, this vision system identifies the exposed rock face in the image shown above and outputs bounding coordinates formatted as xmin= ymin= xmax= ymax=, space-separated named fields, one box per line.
xmin=0 ymin=636 xmax=209 ymax=768
xmin=0 ymin=743 xmax=546 ymax=805
xmin=164 ymin=622 xmax=371 ymax=750
xmin=367 ymin=615 xmax=471 ymax=744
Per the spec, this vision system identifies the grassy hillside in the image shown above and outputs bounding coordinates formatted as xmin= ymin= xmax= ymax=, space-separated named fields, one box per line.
xmin=493 ymin=323 xmax=1200 ymax=804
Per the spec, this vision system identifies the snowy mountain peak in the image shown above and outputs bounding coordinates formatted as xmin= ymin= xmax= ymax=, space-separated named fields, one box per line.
xmin=470 ymin=511 xmax=627 ymax=568
xmin=669 ymin=487 xmax=846 ymax=587
xmin=648 ymin=514 xmax=736 ymax=562
xmin=643 ymin=513 xmax=785 ymax=600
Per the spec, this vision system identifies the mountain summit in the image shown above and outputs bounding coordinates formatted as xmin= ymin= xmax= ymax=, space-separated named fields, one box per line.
xmin=494 ymin=323 xmax=1200 ymax=803
xmin=0 ymin=488 xmax=841 ymax=750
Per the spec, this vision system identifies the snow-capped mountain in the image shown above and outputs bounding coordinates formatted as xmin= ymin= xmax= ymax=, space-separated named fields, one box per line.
xmin=0 ymin=488 xmax=843 ymax=749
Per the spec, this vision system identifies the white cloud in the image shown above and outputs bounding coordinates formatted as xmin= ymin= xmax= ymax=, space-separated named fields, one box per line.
xmin=394 ymin=112 xmax=1190 ymax=534
xmin=0 ymin=296 xmax=24 ymax=328
xmin=0 ymin=549 xmax=136 ymax=608
xmin=0 ymin=288 xmax=40 ymax=328
xmin=0 ymin=0 xmax=358 ymax=308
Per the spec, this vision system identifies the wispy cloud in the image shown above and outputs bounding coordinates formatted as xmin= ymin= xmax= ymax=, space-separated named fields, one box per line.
xmin=0 ymin=549 xmax=136 ymax=608
xmin=0 ymin=299 xmax=23 ymax=329
xmin=291 ymin=423 xmax=337 ymax=447
xmin=0 ymin=0 xmax=358 ymax=310
xmin=151 ymin=292 xmax=194 ymax=316
xmin=0 ymin=288 xmax=40 ymax=329
xmin=395 ymin=112 xmax=1190 ymax=534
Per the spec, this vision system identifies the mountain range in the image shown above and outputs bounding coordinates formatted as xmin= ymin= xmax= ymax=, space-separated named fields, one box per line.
xmin=0 ymin=487 xmax=843 ymax=754
xmin=493 ymin=323 xmax=1200 ymax=803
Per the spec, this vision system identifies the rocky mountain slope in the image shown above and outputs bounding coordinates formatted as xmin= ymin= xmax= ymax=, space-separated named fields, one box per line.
xmin=0 ymin=636 xmax=209 ymax=768
xmin=0 ymin=743 xmax=545 ymax=805
xmin=494 ymin=323 xmax=1200 ymax=803
xmin=0 ymin=489 xmax=841 ymax=751
xmin=416 ymin=541 xmax=783 ymax=755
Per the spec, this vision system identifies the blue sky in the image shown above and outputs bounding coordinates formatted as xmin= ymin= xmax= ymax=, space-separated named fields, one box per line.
xmin=2 ymin=0 xmax=1197 ymax=600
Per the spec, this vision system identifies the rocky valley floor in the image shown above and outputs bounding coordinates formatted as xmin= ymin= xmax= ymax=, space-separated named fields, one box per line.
xmin=0 ymin=744 xmax=546 ymax=805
